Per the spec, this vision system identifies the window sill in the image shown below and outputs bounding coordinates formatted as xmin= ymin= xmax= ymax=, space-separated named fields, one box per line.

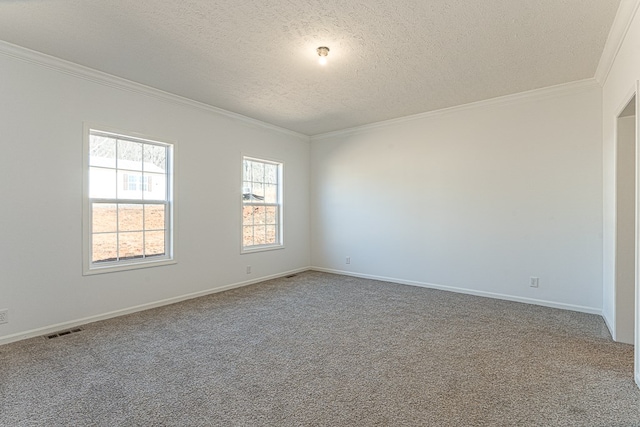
xmin=83 ymin=258 xmax=176 ymax=276
xmin=241 ymin=244 xmax=285 ymax=255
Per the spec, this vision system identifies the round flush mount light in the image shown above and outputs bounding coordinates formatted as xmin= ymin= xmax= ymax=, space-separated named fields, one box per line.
xmin=317 ymin=46 xmax=330 ymax=65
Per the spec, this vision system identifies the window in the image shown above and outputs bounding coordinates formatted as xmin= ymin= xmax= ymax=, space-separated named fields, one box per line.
xmin=242 ymin=156 xmax=282 ymax=252
xmin=123 ymin=173 xmax=153 ymax=192
xmin=83 ymin=126 xmax=174 ymax=274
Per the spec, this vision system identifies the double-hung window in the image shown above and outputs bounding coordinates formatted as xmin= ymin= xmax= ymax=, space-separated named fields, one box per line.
xmin=83 ymin=126 xmax=174 ymax=274
xmin=242 ymin=156 xmax=283 ymax=252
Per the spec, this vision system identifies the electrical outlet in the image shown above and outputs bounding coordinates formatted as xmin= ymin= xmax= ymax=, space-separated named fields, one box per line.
xmin=246 ymin=265 xmax=252 ymax=274
xmin=346 ymin=257 xmax=351 ymax=265
xmin=0 ymin=309 xmax=8 ymax=324
xmin=530 ymin=277 xmax=539 ymax=288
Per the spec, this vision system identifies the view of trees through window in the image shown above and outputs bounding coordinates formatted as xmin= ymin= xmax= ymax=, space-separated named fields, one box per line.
xmin=242 ymin=157 xmax=281 ymax=249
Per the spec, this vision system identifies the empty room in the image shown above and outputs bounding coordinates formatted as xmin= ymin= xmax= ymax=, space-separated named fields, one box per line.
xmin=1 ymin=0 xmax=640 ymax=425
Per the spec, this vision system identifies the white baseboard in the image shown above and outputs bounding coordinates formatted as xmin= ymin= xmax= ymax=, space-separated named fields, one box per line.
xmin=0 ymin=267 xmax=310 ymax=346
xmin=1 ymin=266 xmax=605 ymax=346
xmin=636 ymin=373 xmax=640 ymax=389
xmin=311 ymin=267 xmax=602 ymax=315
xmin=602 ymin=312 xmax=616 ymax=341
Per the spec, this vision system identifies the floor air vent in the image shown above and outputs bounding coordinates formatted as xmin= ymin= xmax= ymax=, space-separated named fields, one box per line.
xmin=45 ymin=328 xmax=83 ymax=340
xmin=285 ymin=274 xmax=298 ymax=278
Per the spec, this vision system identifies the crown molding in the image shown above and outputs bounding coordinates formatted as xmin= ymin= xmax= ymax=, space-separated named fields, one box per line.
xmin=595 ymin=0 xmax=640 ymax=86
xmin=310 ymin=78 xmax=600 ymax=141
xmin=0 ymin=40 xmax=309 ymax=141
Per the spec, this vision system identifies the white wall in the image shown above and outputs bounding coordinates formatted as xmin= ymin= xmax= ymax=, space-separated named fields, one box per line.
xmin=601 ymin=0 xmax=640 ymax=383
xmin=615 ymin=114 xmax=636 ymax=344
xmin=0 ymin=48 xmax=310 ymax=343
xmin=310 ymin=83 xmax=603 ymax=312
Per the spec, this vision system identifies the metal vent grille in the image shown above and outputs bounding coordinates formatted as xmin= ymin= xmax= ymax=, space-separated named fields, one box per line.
xmin=45 ymin=328 xmax=83 ymax=340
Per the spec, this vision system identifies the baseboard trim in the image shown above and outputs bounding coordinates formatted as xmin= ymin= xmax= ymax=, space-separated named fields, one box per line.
xmin=1 ymin=266 xmax=604 ymax=346
xmin=602 ymin=312 xmax=616 ymax=341
xmin=636 ymin=373 xmax=640 ymax=389
xmin=310 ymin=267 xmax=602 ymax=315
xmin=0 ymin=267 xmax=310 ymax=346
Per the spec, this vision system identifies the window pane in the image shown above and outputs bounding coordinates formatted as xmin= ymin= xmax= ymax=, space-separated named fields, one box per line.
xmin=92 ymin=203 xmax=117 ymax=233
xmin=117 ymin=170 xmax=143 ymax=200
xmin=143 ymin=172 xmax=166 ymax=200
xmin=242 ymin=206 xmax=254 ymax=226
xmin=243 ymin=226 xmax=254 ymax=247
xmin=254 ymin=226 xmax=266 ymax=245
xmin=251 ymin=161 xmax=264 ymax=182
xmin=264 ymin=184 xmax=278 ymax=204
xmin=253 ymin=206 xmax=267 ymax=224
xmin=264 ymin=164 xmax=278 ymax=184
xmin=145 ymin=230 xmax=165 ymax=256
xmin=119 ymin=204 xmax=143 ymax=232
xmin=119 ymin=232 xmax=144 ymax=259
xmin=117 ymin=139 xmax=143 ymax=171
xmin=143 ymin=144 xmax=166 ymax=172
xmin=92 ymin=233 xmax=118 ymax=262
xmin=243 ymin=161 xmax=252 ymax=182
xmin=90 ymin=135 xmax=116 ymax=168
xmin=242 ymin=181 xmax=252 ymax=201
xmin=265 ymin=206 xmax=277 ymax=225
xmin=252 ymin=182 xmax=265 ymax=201
xmin=144 ymin=204 xmax=165 ymax=230
xmin=265 ymin=225 xmax=277 ymax=245
xmin=243 ymin=184 xmax=265 ymax=202
xmin=89 ymin=167 xmax=116 ymax=199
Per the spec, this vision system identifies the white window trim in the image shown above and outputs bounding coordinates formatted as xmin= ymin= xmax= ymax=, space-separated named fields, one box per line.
xmin=241 ymin=154 xmax=284 ymax=254
xmin=82 ymin=123 xmax=177 ymax=275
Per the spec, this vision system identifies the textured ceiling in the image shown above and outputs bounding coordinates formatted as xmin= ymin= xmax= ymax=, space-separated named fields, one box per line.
xmin=0 ymin=0 xmax=621 ymax=135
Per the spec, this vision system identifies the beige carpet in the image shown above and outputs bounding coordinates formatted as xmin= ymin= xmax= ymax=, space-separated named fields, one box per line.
xmin=1 ymin=271 xmax=638 ymax=426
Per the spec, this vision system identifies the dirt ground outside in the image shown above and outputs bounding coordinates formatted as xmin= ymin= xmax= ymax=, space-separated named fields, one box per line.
xmin=243 ymin=205 xmax=278 ymax=247
xmin=92 ymin=204 xmax=279 ymax=261
xmin=92 ymin=204 xmax=165 ymax=262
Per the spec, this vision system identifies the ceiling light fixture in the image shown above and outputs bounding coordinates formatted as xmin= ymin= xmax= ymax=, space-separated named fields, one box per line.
xmin=317 ymin=46 xmax=330 ymax=65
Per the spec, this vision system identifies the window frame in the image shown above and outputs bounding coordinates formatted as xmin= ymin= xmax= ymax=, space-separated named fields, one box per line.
xmin=241 ymin=155 xmax=284 ymax=254
xmin=82 ymin=123 xmax=176 ymax=275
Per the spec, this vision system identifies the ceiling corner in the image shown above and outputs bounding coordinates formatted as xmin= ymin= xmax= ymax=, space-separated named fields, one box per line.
xmin=595 ymin=0 xmax=640 ymax=86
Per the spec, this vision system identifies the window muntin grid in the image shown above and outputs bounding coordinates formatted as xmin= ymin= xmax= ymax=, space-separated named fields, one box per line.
xmin=86 ymin=129 xmax=173 ymax=270
xmin=242 ymin=157 xmax=282 ymax=251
